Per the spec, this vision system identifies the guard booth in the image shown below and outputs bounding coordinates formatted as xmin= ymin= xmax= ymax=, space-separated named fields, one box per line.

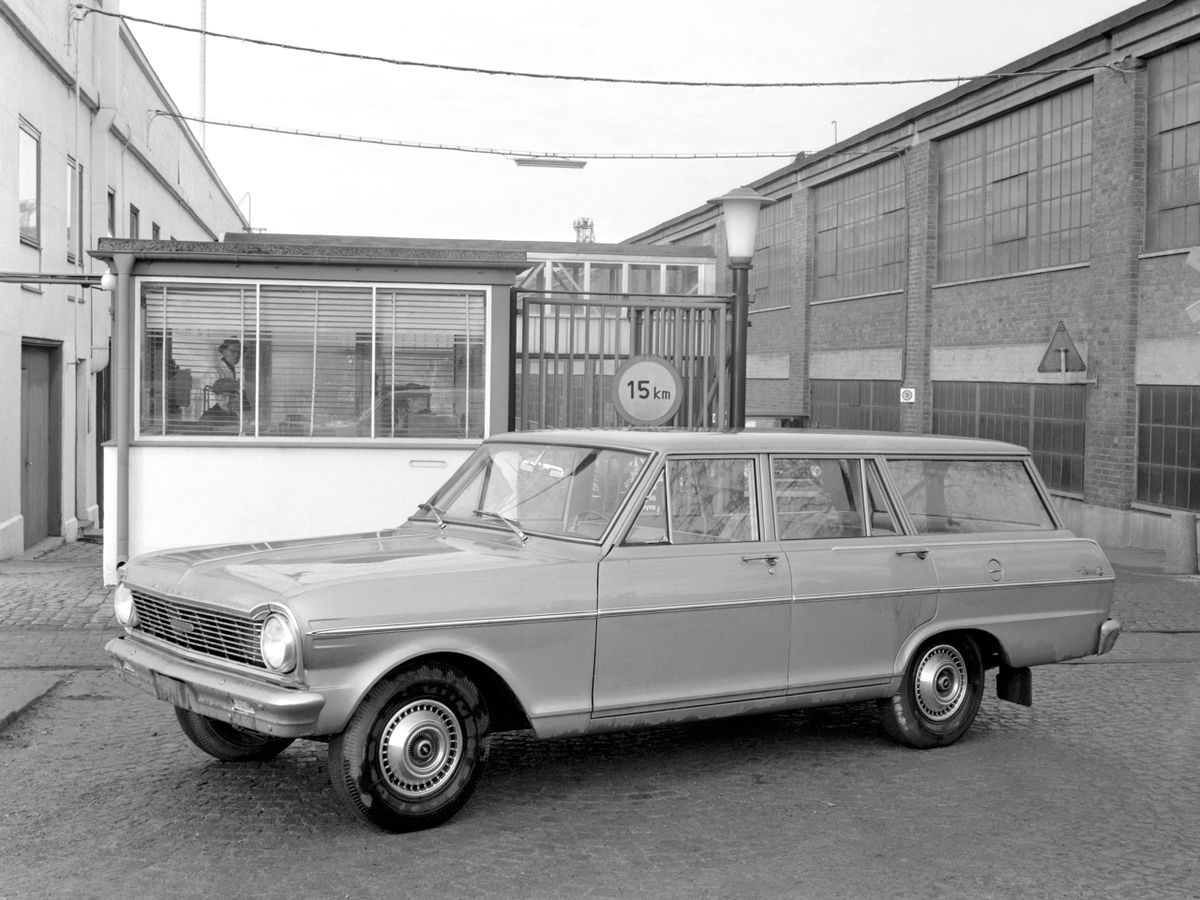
xmin=92 ymin=235 xmax=721 ymax=583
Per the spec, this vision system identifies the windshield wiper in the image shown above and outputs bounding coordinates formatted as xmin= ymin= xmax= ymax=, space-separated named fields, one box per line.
xmin=417 ymin=502 xmax=447 ymax=528
xmin=472 ymin=509 xmax=527 ymax=543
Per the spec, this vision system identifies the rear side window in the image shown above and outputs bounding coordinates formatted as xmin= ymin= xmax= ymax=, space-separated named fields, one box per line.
xmin=772 ymin=457 xmax=864 ymax=539
xmin=887 ymin=458 xmax=1055 ymax=533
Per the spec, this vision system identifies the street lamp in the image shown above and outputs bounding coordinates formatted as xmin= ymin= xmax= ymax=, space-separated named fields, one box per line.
xmin=710 ymin=186 xmax=774 ymax=429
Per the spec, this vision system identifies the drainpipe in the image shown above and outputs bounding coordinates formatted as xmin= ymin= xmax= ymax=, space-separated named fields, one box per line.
xmin=113 ymin=252 xmax=134 ymax=568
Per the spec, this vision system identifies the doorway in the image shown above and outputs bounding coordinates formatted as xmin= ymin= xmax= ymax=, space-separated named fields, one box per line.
xmin=21 ymin=343 xmax=62 ymax=547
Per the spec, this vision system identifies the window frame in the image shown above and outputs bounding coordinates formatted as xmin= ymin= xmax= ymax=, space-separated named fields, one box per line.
xmin=134 ymin=275 xmax=493 ymax=443
xmin=1146 ymin=43 xmax=1200 ymax=252
xmin=813 ymin=159 xmax=906 ymax=302
xmin=936 ymin=83 xmax=1093 ymax=281
xmin=18 ymin=120 xmax=41 ymax=248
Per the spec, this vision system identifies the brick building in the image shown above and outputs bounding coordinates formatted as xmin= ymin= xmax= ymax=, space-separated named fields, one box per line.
xmin=630 ymin=0 xmax=1200 ymax=550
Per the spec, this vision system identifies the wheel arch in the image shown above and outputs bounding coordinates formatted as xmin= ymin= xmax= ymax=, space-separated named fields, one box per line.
xmin=370 ymin=651 xmax=532 ymax=734
xmin=895 ymin=625 xmax=1009 ymax=676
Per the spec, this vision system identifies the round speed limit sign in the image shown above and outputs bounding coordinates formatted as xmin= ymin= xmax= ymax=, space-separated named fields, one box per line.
xmin=613 ymin=355 xmax=684 ymax=426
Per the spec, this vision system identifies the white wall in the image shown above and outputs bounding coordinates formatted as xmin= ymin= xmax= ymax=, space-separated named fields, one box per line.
xmin=102 ymin=444 xmax=474 ymax=583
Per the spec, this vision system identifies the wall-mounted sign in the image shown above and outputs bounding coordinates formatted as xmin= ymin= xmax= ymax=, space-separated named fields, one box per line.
xmin=613 ymin=355 xmax=684 ymax=426
xmin=899 ymin=387 xmax=917 ymax=404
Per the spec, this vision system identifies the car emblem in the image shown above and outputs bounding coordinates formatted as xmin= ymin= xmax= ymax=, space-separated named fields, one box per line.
xmin=170 ymin=617 xmax=196 ymax=634
xmin=986 ymin=559 xmax=1003 ymax=582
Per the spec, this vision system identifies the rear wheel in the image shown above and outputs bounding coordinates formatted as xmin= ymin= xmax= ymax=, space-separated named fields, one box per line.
xmin=330 ymin=664 xmax=489 ymax=833
xmin=174 ymin=707 xmax=295 ymax=761
xmin=878 ymin=635 xmax=983 ymax=748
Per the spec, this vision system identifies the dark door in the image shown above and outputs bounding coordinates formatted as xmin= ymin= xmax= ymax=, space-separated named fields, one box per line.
xmin=20 ymin=345 xmax=59 ymax=547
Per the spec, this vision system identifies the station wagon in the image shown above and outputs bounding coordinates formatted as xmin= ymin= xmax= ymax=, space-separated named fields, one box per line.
xmin=106 ymin=429 xmax=1122 ymax=832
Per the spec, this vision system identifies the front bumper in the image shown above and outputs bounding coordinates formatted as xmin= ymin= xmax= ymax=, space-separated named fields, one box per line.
xmin=106 ymin=635 xmax=325 ymax=738
xmin=1097 ymin=617 xmax=1123 ymax=656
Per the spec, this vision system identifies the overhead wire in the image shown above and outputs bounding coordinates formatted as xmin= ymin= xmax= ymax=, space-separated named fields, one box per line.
xmin=150 ymin=111 xmax=841 ymax=160
xmin=76 ymin=4 xmax=1118 ymax=90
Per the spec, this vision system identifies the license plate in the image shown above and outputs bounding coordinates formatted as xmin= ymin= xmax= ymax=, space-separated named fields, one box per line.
xmin=152 ymin=672 xmax=193 ymax=708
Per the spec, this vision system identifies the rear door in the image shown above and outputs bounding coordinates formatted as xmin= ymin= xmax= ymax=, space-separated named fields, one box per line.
xmin=593 ymin=455 xmax=791 ymax=717
xmin=776 ymin=456 xmax=938 ymax=691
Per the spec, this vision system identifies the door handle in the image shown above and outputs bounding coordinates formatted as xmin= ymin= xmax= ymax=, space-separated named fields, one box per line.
xmin=896 ymin=548 xmax=930 ymax=560
xmin=741 ymin=553 xmax=779 ymax=566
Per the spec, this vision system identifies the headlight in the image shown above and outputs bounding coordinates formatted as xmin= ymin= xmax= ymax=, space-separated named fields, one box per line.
xmin=260 ymin=613 xmax=297 ymax=673
xmin=113 ymin=584 xmax=138 ymax=627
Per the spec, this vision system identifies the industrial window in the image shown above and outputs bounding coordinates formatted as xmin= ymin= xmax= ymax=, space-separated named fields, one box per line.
xmin=137 ymin=279 xmax=487 ymax=440
xmin=1146 ymin=43 xmax=1200 ymax=251
xmin=1137 ymin=385 xmax=1200 ymax=511
xmin=809 ymin=379 xmax=900 ymax=431
xmin=937 ymin=84 xmax=1092 ymax=281
xmin=18 ymin=121 xmax=40 ymax=247
xmin=753 ymin=196 xmax=792 ymax=308
xmin=932 ymin=381 xmax=1085 ymax=494
xmin=814 ymin=159 xmax=905 ymax=301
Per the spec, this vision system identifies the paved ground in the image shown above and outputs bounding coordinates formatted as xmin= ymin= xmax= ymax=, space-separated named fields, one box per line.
xmin=0 ymin=539 xmax=1197 ymax=899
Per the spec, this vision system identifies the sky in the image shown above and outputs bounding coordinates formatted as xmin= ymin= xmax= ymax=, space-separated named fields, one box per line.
xmin=117 ymin=0 xmax=1142 ymax=243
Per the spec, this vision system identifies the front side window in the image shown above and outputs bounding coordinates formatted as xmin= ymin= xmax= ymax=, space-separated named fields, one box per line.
xmin=886 ymin=458 xmax=1055 ymax=533
xmin=18 ymin=122 xmax=39 ymax=246
xmin=138 ymin=279 xmax=487 ymax=439
xmin=629 ymin=457 xmax=759 ymax=544
xmin=432 ymin=442 xmax=648 ymax=540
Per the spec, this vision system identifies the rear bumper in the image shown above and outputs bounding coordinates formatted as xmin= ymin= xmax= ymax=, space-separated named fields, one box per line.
xmin=1097 ymin=617 xmax=1122 ymax=656
xmin=106 ymin=635 xmax=325 ymax=738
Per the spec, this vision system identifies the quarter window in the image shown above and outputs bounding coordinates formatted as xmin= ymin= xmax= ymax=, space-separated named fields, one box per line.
xmin=887 ymin=458 xmax=1054 ymax=533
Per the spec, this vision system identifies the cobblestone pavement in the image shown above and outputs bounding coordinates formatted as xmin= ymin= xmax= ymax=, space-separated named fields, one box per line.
xmin=0 ymin=540 xmax=1197 ymax=900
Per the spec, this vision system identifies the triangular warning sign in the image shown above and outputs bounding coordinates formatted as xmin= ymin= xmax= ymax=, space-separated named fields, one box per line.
xmin=1037 ymin=321 xmax=1086 ymax=373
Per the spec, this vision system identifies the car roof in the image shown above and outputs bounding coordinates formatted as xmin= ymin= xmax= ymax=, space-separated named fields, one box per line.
xmin=489 ymin=428 xmax=1031 ymax=457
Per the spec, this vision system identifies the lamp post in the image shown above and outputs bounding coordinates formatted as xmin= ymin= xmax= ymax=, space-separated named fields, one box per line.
xmin=710 ymin=187 xmax=774 ymax=430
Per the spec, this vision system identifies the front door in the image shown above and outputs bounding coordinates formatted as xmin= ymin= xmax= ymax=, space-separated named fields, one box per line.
xmin=593 ymin=456 xmax=790 ymax=717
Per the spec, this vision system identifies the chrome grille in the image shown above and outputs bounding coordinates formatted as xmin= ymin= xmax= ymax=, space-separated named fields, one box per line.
xmin=131 ymin=590 xmax=265 ymax=669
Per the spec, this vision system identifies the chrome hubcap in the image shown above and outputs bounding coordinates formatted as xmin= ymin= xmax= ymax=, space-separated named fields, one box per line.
xmin=379 ymin=699 xmax=461 ymax=800
xmin=913 ymin=644 xmax=967 ymax=721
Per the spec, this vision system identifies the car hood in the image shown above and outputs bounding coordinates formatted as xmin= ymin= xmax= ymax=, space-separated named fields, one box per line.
xmin=123 ymin=524 xmax=593 ymax=610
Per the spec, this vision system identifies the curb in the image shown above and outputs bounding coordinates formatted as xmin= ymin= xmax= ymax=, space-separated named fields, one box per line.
xmin=0 ymin=670 xmax=68 ymax=732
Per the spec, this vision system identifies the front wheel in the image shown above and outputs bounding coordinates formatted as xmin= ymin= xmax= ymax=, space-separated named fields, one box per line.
xmin=330 ymin=664 xmax=489 ymax=833
xmin=174 ymin=707 xmax=295 ymax=761
xmin=878 ymin=635 xmax=983 ymax=749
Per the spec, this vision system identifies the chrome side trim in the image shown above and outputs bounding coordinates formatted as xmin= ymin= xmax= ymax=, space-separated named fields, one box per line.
xmin=598 ymin=594 xmax=795 ymax=618
xmin=309 ymin=609 xmax=597 ymax=638
xmin=932 ymin=576 xmax=1116 ymax=595
xmin=309 ymin=593 xmax=798 ymax=637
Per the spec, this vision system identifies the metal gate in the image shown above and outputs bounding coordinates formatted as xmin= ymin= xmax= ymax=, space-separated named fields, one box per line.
xmin=512 ymin=290 xmax=731 ymax=430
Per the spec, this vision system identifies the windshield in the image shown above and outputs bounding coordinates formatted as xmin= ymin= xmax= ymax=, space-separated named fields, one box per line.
xmin=423 ymin=442 xmax=650 ymax=540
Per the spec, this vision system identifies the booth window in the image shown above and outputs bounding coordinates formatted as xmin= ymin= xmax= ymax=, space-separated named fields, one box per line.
xmin=138 ymin=279 xmax=487 ymax=440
